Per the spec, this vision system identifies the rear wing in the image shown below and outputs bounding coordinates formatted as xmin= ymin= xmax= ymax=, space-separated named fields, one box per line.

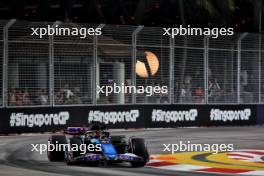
xmin=64 ymin=127 xmax=89 ymax=135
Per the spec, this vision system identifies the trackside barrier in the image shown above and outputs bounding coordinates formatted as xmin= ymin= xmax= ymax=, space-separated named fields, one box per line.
xmin=257 ymin=105 xmax=264 ymax=125
xmin=0 ymin=105 xmax=258 ymax=133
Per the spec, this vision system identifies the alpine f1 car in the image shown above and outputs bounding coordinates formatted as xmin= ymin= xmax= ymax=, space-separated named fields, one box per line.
xmin=47 ymin=125 xmax=149 ymax=167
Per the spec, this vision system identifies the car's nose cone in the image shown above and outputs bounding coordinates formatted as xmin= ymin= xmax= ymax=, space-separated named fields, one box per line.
xmin=101 ymin=143 xmax=117 ymax=160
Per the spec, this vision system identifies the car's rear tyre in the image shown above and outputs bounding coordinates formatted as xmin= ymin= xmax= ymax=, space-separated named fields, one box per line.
xmin=129 ymin=138 xmax=149 ymax=167
xmin=47 ymin=135 xmax=67 ymax=162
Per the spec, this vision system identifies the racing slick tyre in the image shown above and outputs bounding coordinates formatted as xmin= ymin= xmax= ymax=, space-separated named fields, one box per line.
xmin=66 ymin=137 xmax=82 ymax=165
xmin=47 ymin=135 xmax=67 ymax=162
xmin=129 ymin=138 xmax=149 ymax=167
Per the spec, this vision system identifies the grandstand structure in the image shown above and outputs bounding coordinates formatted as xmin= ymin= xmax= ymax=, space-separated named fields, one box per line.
xmin=0 ymin=19 xmax=263 ymax=107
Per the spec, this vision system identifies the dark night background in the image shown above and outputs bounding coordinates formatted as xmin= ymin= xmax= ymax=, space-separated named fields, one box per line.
xmin=0 ymin=0 xmax=263 ymax=32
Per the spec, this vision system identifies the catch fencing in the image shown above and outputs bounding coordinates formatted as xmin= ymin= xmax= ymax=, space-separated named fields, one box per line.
xmin=0 ymin=20 xmax=264 ymax=107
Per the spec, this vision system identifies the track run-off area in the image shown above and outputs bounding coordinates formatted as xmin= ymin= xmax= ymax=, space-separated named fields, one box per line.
xmin=0 ymin=127 xmax=264 ymax=176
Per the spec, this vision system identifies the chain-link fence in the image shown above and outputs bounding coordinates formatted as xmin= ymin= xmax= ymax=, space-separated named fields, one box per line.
xmin=1 ymin=19 xmax=264 ymax=107
xmin=0 ymin=21 xmax=4 ymax=107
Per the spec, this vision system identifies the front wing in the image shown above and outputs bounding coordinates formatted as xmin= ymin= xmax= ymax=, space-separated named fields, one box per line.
xmin=70 ymin=153 xmax=145 ymax=163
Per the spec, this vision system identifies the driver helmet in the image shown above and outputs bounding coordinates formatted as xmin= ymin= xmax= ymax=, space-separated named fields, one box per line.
xmin=90 ymin=124 xmax=101 ymax=138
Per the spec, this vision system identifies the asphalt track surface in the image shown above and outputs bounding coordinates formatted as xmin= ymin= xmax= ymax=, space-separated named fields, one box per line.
xmin=0 ymin=126 xmax=264 ymax=176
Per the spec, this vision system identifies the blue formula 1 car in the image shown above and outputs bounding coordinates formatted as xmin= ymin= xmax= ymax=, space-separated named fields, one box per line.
xmin=47 ymin=125 xmax=149 ymax=167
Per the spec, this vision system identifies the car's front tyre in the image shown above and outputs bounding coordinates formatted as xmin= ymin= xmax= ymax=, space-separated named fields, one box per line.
xmin=129 ymin=138 xmax=149 ymax=167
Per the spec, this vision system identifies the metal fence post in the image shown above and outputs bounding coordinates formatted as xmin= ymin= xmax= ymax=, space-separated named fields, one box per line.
xmin=231 ymin=47 xmax=234 ymax=95
xmin=237 ymin=32 xmax=248 ymax=104
xmin=49 ymin=21 xmax=60 ymax=106
xmin=258 ymin=33 xmax=262 ymax=103
xmin=132 ymin=26 xmax=143 ymax=104
xmin=169 ymin=35 xmax=175 ymax=104
xmin=3 ymin=19 xmax=16 ymax=107
xmin=93 ymin=24 xmax=105 ymax=105
xmin=204 ymin=36 xmax=209 ymax=104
